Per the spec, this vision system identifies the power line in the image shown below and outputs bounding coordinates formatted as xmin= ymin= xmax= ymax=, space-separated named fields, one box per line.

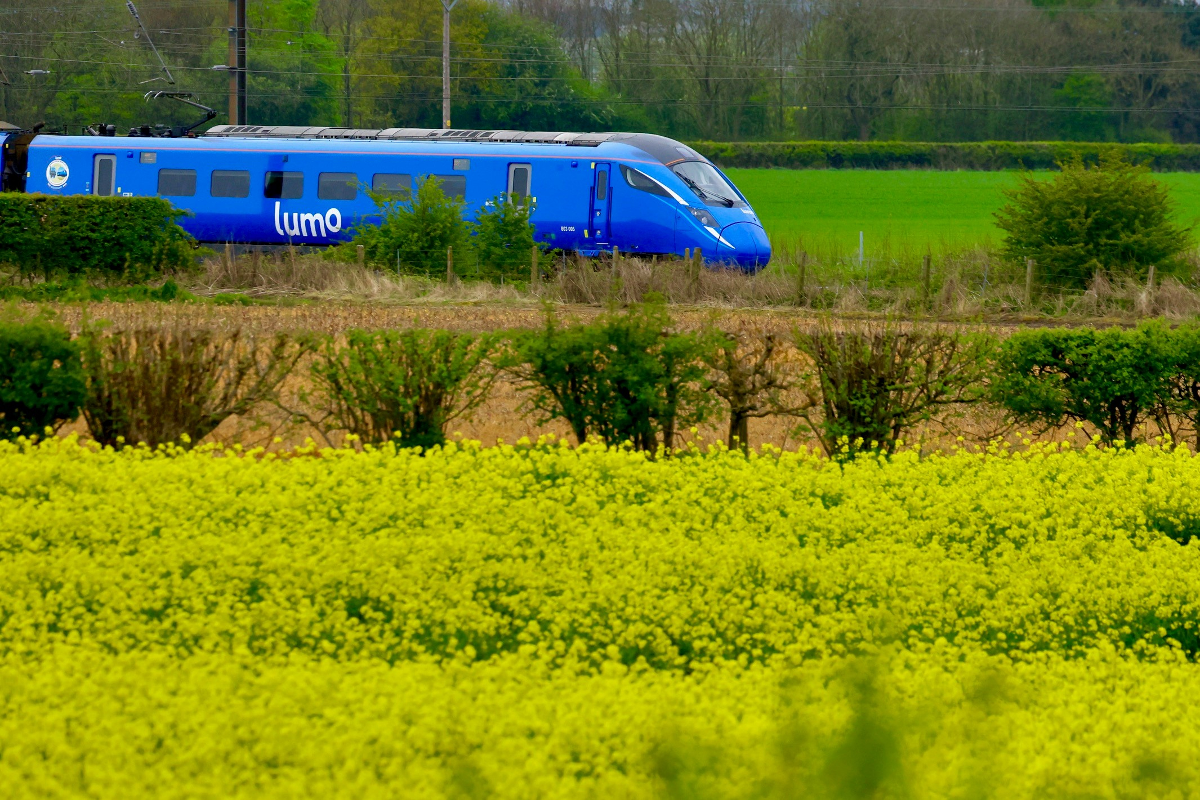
xmin=11 ymin=48 xmax=1200 ymax=78
xmin=10 ymin=30 xmax=1200 ymax=75
xmin=15 ymin=80 xmax=1200 ymax=115
xmin=4 ymin=0 xmax=1200 ymax=13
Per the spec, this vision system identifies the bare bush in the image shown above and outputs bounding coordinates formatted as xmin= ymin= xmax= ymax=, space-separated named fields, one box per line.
xmin=702 ymin=325 xmax=800 ymax=452
xmin=80 ymin=325 xmax=310 ymax=448
xmin=792 ymin=320 xmax=995 ymax=456
xmin=294 ymin=329 xmax=497 ymax=449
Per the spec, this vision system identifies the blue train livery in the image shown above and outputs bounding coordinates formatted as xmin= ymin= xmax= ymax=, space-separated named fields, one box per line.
xmin=1 ymin=126 xmax=770 ymax=270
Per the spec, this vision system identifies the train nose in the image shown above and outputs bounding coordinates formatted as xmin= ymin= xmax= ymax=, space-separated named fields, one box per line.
xmin=719 ymin=222 xmax=771 ymax=272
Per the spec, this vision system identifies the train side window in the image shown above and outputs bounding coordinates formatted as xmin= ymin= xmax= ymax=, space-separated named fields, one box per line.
xmin=157 ymin=168 xmax=196 ymax=197
xmin=507 ymin=164 xmax=531 ymax=204
xmin=431 ymin=174 xmax=466 ymax=199
xmin=318 ymin=172 xmax=358 ymax=200
xmin=619 ymin=164 xmax=669 ymax=197
xmin=211 ymin=170 xmax=250 ymax=198
xmin=371 ymin=173 xmax=411 ymax=198
xmin=264 ymin=171 xmax=304 ymax=199
xmin=595 ymin=169 xmax=608 ymax=201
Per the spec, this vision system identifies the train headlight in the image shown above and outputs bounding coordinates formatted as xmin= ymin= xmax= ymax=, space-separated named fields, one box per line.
xmin=688 ymin=207 xmax=718 ymax=228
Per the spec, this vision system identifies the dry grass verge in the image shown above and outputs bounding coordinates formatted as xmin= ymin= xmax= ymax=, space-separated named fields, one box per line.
xmin=186 ymin=247 xmax=1200 ymax=322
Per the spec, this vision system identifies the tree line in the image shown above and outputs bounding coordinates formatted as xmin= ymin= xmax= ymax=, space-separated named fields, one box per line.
xmin=5 ymin=0 xmax=1200 ymax=142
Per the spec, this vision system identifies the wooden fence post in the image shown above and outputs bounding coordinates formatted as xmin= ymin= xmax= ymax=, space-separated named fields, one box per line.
xmin=356 ymin=244 xmax=365 ymax=266
xmin=921 ymin=253 xmax=931 ymax=309
xmin=797 ymin=250 xmax=808 ymax=304
xmin=1024 ymin=258 xmax=1034 ymax=307
xmin=224 ymin=242 xmax=234 ymax=271
xmin=446 ymin=246 xmax=454 ymax=283
xmin=612 ymin=246 xmax=619 ymax=273
xmin=531 ymin=245 xmax=539 ymax=287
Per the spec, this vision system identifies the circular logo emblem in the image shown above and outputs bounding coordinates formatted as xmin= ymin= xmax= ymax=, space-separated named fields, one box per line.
xmin=45 ymin=159 xmax=69 ymax=188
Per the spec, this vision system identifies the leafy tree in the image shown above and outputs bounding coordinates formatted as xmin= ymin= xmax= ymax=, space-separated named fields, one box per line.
xmin=245 ymin=0 xmax=340 ymax=126
xmin=503 ymin=303 xmax=715 ymax=452
xmin=992 ymin=324 xmax=1177 ymax=446
xmin=454 ymin=6 xmax=619 ymax=132
xmin=995 ymin=154 xmax=1192 ymax=289
xmin=1052 ymin=74 xmax=1114 ymax=142
xmin=352 ymin=177 xmax=470 ymax=277
xmin=472 ymin=195 xmax=539 ymax=281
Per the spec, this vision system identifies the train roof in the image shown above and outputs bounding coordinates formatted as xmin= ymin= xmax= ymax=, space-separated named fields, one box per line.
xmin=201 ymin=126 xmax=706 ymax=166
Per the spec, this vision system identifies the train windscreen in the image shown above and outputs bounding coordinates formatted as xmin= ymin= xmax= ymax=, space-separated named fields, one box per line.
xmin=671 ymin=161 xmax=744 ymax=208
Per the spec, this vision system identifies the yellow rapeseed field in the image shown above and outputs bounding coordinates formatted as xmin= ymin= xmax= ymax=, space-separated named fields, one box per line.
xmin=3 ymin=435 xmax=1200 ymax=798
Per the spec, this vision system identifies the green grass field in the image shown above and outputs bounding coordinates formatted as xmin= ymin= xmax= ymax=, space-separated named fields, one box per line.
xmin=727 ymin=168 xmax=1200 ymax=255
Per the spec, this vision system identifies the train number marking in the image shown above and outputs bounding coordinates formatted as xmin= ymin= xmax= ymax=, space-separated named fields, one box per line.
xmin=560 ymin=225 xmax=575 ymax=232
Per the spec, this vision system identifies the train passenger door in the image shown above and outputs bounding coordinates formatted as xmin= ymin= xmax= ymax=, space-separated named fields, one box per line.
xmin=507 ymin=163 xmax=531 ymax=205
xmin=92 ymin=154 xmax=116 ymax=196
xmin=589 ymin=162 xmax=611 ymax=244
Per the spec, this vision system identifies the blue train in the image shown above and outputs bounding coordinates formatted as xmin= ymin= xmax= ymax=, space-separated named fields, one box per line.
xmin=0 ymin=125 xmax=770 ymax=270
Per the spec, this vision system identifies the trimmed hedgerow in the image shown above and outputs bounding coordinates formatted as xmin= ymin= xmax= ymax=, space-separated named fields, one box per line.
xmin=690 ymin=140 xmax=1200 ymax=171
xmin=0 ymin=314 xmax=86 ymax=440
xmin=0 ymin=194 xmax=194 ymax=280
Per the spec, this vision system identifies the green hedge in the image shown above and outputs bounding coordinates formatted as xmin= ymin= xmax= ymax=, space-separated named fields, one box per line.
xmin=0 ymin=315 xmax=86 ymax=441
xmin=689 ymin=141 xmax=1200 ymax=171
xmin=0 ymin=194 xmax=194 ymax=280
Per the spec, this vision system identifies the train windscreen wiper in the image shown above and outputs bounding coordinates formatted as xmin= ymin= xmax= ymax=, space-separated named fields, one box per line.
xmin=678 ymin=173 xmax=734 ymax=207
xmin=706 ymin=189 xmax=736 ymax=208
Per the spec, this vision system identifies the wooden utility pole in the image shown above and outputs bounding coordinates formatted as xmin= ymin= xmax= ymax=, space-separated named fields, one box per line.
xmin=227 ymin=0 xmax=246 ymax=124
xmin=440 ymin=0 xmax=459 ymax=128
